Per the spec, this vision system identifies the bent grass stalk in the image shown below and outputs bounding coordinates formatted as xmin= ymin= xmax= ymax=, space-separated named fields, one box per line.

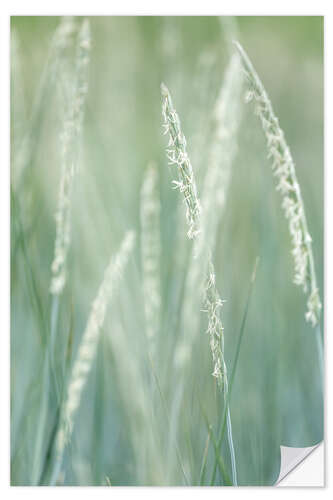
xmin=234 ymin=42 xmax=322 ymax=328
xmin=50 ymin=231 xmax=135 ymax=485
xmin=161 ymin=83 xmax=238 ymax=484
xmin=234 ymin=42 xmax=323 ymax=381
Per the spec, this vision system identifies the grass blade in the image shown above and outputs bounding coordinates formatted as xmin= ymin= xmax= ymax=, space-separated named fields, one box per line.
xmin=199 ymin=399 xmax=232 ymax=486
xmin=210 ymin=257 xmax=259 ymax=485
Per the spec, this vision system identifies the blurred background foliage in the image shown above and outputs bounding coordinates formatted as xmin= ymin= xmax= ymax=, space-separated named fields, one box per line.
xmin=11 ymin=16 xmax=323 ymax=486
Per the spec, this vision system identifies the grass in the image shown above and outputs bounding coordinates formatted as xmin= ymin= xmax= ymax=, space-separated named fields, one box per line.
xmin=10 ymin=16 xmax=323 ymax=486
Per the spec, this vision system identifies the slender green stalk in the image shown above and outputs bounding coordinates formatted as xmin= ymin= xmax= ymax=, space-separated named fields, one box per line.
xmin=50 ymin=295 xmax=61 ymax=400
xmin=225 ymin=382 xmax=237 ymax=484
xmin=11 ymin=187 xmax=48 ymax=347
xmin=199 ymin=432 xmax=210 ymax=485
xmin=315 ymin=324 xmax=324 ymax=390
xmin=199 ymin=399 xmax=232 ymax=486
xmin=31 ymin=299 xmax=62 ymax=485
xmin=31 ymin=358 xmax=50 ymax=484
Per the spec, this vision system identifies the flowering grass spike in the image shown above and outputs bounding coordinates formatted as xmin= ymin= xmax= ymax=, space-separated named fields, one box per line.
xmin=235 ymin=41 xmax=322 ymax=327
xmin=161 ymin=83 xmax=201 ymax=239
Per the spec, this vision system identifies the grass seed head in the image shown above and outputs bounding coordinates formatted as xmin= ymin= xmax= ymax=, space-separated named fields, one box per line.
xmin=235 ymin=41 xmax=322 ymax=327
xmin=161 ymin=83 xmax=201 ymax=239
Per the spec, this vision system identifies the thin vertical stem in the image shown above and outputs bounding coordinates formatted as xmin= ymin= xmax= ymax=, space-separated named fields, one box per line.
xmin=31 ymin=295 xmax=61 ymax=485
xmin=315 ymin=324 xmax=324 ymax=392
xmin=224 ymin=380 xmax=237 ymax=485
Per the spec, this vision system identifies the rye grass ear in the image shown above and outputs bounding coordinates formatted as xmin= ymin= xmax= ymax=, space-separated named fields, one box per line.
xmin=50 ymin=19 xmax=91 ymax=296
xmin=51 ymin=230 xmax=136 ymax=485
xmin=234 ymin=41 xmax=322 ymax=328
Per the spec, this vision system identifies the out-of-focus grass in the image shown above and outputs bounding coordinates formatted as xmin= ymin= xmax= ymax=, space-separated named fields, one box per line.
xmin=10 ymin=16 xmax=323 ymax=486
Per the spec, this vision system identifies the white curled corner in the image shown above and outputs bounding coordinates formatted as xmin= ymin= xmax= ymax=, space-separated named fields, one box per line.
xmin=276 ymin=442 xmax=324 ymax=486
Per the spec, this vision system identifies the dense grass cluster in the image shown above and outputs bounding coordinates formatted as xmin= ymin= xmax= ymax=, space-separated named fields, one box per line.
xmin=11 ymin=16 xmax=323 ymax=486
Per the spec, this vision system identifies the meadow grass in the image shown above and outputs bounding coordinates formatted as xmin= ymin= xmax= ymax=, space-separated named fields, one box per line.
xmin=10 ymin=16 xmax=323 ymax=486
